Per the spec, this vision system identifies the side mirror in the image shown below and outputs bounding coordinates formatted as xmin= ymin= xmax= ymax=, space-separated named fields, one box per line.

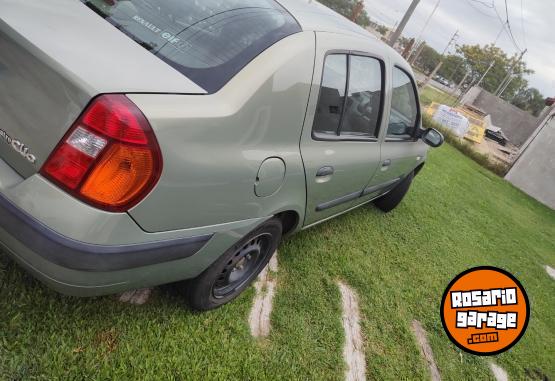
xmin=421 ymin=128 xmax=444 ymax=148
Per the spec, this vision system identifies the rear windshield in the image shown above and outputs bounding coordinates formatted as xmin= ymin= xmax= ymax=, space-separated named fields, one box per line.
xmin=81 ymin=0 xmax=301 ymax=93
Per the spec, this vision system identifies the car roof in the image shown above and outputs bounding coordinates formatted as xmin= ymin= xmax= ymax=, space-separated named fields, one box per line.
xmin=276 ymin=0 xmax=412 ymax=73
xmin=276 ymin=0 xmax=377 ymax=39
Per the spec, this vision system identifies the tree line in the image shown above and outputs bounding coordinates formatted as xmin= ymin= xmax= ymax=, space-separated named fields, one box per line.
xmin=318 ymin=0 xmax=545 ymax=117
xmin=411 ymin=42 xmax=545 ymax=117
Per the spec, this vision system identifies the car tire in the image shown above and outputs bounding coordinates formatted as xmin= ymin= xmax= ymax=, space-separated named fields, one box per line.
xmin=374 ymin=172 xmax=414 ymax=213
xmin=185 ymin=218 xmax=282 ymax=311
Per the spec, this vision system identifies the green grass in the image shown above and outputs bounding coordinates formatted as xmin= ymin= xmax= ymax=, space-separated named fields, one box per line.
xmin=1 ymin=146 xmax=554 ymax=380
xmin=420 ymin=85 xmax=458 ymax=107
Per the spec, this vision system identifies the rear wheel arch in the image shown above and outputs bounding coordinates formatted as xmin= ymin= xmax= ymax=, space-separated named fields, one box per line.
xmin=275 ymin=210 xmax=300 ymax=237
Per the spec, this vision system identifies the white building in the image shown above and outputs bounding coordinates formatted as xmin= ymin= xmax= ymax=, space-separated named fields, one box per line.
xmin=505 ymin=105 xmax=555 ymax=209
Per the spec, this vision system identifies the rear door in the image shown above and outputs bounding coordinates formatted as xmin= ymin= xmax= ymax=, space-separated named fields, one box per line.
xmin=300 ymin=33 xmax=386 ymax=226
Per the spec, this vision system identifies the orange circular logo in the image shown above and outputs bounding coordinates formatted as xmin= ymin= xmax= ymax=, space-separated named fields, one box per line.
xmin=441 ymin=267 xmax=529 ymax=356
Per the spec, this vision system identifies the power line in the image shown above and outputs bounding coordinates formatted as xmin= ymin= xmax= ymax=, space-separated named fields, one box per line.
xmin=414 ymin=0 xmax=440 ymax=43
xmin=520 ymin=0 xmax=528 ymax=48
xmin=502 ymin=0 xmax=522 ymax=51
xmin=465 ymin=0 xmax=497 ymax=18
xmin=467 ymin=0 xmax=495 ymax=9
xmin=495 ymin=48 xmax=527 ymax=95
xmin=442 ymin=30 xmax=459 ymax=56
xmin=465 ymin=0 xmax=524 ymax=53
xmin=492 ymin=2 xmax=522 ymax=52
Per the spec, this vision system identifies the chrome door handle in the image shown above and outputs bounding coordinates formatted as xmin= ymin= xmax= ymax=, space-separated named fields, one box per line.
xmin=382 ymin=159 xmax=392 ymax=167
xmin=316 ymin=166 xmax=334 ymax=177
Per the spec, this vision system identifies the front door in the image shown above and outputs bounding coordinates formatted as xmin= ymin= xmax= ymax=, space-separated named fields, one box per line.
xmin=369 ymin=66 xmax=426 ymax=192
xmin=300 ymin=33 xmax=387 ymax=226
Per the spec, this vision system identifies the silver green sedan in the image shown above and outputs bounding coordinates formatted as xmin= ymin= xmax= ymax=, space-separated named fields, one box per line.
xmin=0 ymin=0 xmax=443 ymax=310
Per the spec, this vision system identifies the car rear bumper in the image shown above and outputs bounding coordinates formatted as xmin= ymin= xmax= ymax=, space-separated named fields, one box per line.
xmin=0 ymin=162 xmax=267 ymax=297
xmin=0 ymin=188 xmax=220 ymax=296
xmin=0 ymin=191 xmax=212 ymax=272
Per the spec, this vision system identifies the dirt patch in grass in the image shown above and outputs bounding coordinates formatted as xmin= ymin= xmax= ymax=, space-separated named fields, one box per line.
xmin=412 ymin=320 xmax=441 ymax=381
xmin=337 ymin=281 xmax=365 ymax=381
xmin=249 ymin=253 xmax=278 ymax=338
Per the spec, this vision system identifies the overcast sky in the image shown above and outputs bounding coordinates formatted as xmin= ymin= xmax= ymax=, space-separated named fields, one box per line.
xmin=363 ymin=0 xmax=554 ymax=96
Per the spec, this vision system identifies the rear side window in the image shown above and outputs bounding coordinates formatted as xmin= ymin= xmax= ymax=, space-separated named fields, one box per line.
xmin=81 ymin=0 xmax=301 ymax=93
xmin=313 ymin=54 xmax=384 ymax=139
xmin=387 ymin=67 xmax=420 ymax=139
xmin=312 ymin=54 xmax=348 ymax=135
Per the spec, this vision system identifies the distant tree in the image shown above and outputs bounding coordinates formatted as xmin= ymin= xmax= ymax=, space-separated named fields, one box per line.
xmin=375 ymin=24 xmax=388 ymax=36
xmin=457 ymin=44 xmax=533 ymax=98
xmin=511 ymin=88 xmax=546 ymax=117
xmin=455 ymin=44 xmax=546 ymax=114
xmin=437 ymin=55 xmax=468 ymax=85
xmin=414 ymin=45 xmax=441 ymax=75
xmin=318 ymin=0 xmax=370 ymax=27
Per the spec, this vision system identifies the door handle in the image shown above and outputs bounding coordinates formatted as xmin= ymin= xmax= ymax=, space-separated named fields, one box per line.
xmin=382 ymin=159 xmax=392 ymax=167
xmin=316 ymin=166 xmax=334 ymax=177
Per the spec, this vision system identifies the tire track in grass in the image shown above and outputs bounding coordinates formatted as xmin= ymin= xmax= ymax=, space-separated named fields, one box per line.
xmin=545 ymin=265 xmax=555 ymax=280
xmin=249 ymin=251 xmax=278 ymax=338
xmin=337 ymin=281 xmax=366 ymax=381
xmin=489 ymin=362 xmax=509 ymax=381
xmin=411 ymin=320 xmax=441 ymax=381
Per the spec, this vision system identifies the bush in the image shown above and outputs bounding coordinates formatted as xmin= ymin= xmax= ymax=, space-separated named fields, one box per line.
xmin=422 ymin=114 xmax=509 ymax=177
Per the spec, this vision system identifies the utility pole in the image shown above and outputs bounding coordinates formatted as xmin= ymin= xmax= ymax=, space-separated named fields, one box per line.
xmin=459 ymin=23 xmax=506 ymax=103
xmin=408 ymin=0 xmax=441 ymax=59
xmin=420 ymin=61 xmax=443 ymax=89
xmin=451 ymin=70 xmax=470 ymax=98
xmin=408 ymin=41 xmax=426 ymax=64
xmin=498 ymin=75 xmax=515 ymax=98
xmin=495 ymin=49 xmax=527 ymax=96
xmin=475 ymin=60 xmax=496 ymax=89
xmin=419 ymin=30 xmax=458 ymax=89
xmin=388 ymin=0 xmax=421 ymax=47
xmin=402 ymin=38 xmax=416 ymax=59
xmin=442 ymin=30 xmax=459 ymax=55
xmin=414 ymin=0 xmax=441 ymax=44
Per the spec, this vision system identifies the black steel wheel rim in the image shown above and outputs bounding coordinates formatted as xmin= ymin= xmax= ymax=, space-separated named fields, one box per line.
xmin=212 ymin=233 xmax=272 ymax=299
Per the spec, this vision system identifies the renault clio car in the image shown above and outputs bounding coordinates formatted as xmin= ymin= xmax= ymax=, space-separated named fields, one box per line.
xmin=0 ymin=0 xmax=443 ymax=310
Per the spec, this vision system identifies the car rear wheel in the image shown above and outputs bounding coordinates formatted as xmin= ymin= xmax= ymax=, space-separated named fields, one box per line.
xmin=185 ymin=218 xmax=282 ymax=311
xmin=374 ymin=172 xmax=414 ymax=213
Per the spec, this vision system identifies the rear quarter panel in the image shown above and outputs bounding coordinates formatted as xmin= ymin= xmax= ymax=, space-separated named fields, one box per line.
xmin=128 ymin=32 xmax=316 ymax=232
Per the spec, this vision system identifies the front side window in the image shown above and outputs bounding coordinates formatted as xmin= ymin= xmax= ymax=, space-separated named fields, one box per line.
xmin=81 ymin=0 xmax=301 ymax=93
xmin=387 ymin=67 xmax=420 ymax=139
xmin=312 ymin=54 xmax=384 ymax=139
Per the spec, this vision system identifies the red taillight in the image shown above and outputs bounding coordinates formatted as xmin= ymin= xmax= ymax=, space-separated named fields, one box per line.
xmin=41 ymin=94 xmax=162 ymax=212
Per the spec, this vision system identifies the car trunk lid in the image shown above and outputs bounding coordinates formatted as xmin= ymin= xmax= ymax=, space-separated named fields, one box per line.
xmin=0 ymin=0 xmax=205 ymax=177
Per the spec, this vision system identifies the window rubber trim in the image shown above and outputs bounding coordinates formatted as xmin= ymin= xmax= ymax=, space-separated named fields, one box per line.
xmin=311 ymin=50 xmax=387 ymax=142
xmin=385 ymin=66 xmax=422 ymax=142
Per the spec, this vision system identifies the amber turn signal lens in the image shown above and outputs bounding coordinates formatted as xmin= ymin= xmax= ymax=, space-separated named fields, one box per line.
xmin=80 ymin=144 xmax=154 ymax=208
